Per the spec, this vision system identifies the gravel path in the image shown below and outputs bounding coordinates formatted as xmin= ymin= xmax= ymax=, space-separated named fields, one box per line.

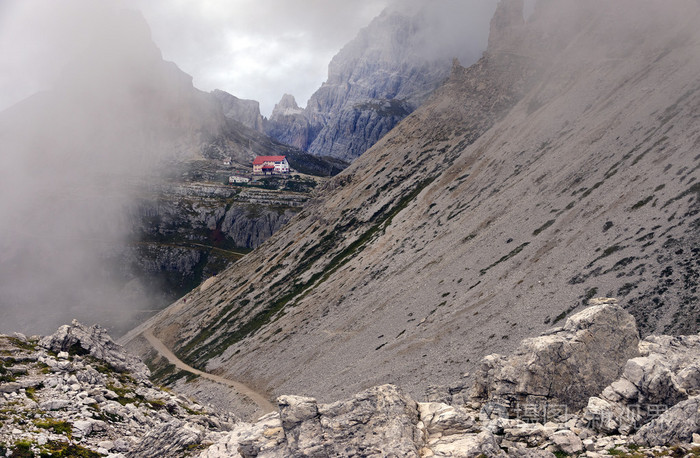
xmin=143 ymin=329 xmax=276 ymax=416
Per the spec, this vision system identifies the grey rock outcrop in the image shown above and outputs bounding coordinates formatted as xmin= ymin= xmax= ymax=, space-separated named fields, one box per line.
xmin=278 ymin=385 xmax=422 ymax=456
xmin=265 ymin=94 xmax=314 ymax=150
xmin=1 ymin=327 xmax=235 ymax=457
xmin=471 ymin=300 xmax=640 ymax=411
xmin=212 ymin=89 xmax=264 ymax=132
xmin=40 ymin=320 xmax=151 ymax=383
xmin=200 ymin=385 xmax=506 ymax=458
xmin=632 ymin=396 xmax=700 ymax=446
xmin=584 ymin=333 xmax=700 ymax=435
xmin=130 ymin=420 xmax=206 ymax=458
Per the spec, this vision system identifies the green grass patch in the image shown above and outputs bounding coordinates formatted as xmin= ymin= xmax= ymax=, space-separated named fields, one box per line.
xmin=11 ymin=440 xmax=34 ymax=458
xmin=25 ymin=383 xmax=44 ymax=401
xmin=39 ymin=440 xmax=104 ymax=458
xmin=106 ymin=383 xmax=145 ymax=406
xmin=6 ymin=337 xmax=37 ymax=352
xmin=35 ymin=419 xmax=73 ymax=438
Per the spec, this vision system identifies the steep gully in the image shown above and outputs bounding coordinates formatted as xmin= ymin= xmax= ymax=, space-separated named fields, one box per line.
xmin=142 ymin=329 xmax=275 ymax=416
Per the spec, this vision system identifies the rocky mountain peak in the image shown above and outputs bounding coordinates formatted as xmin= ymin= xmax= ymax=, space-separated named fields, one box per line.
xmin=270 ymin=93 xmax=303 ymax=118
xmin=265 ymin=1 xmax=493 ymax=161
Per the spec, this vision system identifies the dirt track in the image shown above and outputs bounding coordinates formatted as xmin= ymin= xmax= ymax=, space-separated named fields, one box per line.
xmin=142 ymin=329 xmax=275 ymax=416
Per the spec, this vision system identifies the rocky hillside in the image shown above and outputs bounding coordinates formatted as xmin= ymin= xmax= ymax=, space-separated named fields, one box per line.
xmin=0 ymin=322 xmax=237 ymax=457
xmin=128 ymin=0 xmax=699 ymax=411
xmin=4 ymin=303 xmax=699 ymax=456
xmin=197 ymin=302 xmax=700 ymax=457
xmin=265 ymin=2 xmax=492 ymax=161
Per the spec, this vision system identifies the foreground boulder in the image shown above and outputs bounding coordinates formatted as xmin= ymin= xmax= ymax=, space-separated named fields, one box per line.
xmin=40 ymin=319 xmax=151 ymax=383
xmin=584 ymin=333 xmax=700 ymax=435
xmin=632 ymin=396 xmax=700 ymax=446
xmin=471 ymin=299 xmax=640 ymax=412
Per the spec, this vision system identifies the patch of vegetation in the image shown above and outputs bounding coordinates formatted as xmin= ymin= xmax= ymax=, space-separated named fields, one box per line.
xmin=631 ymin=135 xmax=668 ymax=166
xmin=39 ymin=440 xmax=104 ymax=458
xmin=35 ymin=419 xmax=73 ymax=438
xmin=11 ymin=440 xmax=34 ymax=458
xmin=146 ymin=398 xmax=167 ymax=410
xmin=586 ymin=244 xmax=625 ymax=268
xmin=182 ymin=405 xmax=204 ymax=416
xmin=92 ymin=408 xmax=123 ymax=424
xmin=7 ymin=337 xmax=37 ymax=352
xmin=25 ymin=383 xmax=44 ymax=401
xmin=606 ymin=446 xmax=646 ymax=457
xmin=630 ymin=195 xmax=654 ymax=210
xmin=0 ymin=360 xmax=16 ymax=383
xmin=552 ymin=311 xmax=568 ymax=324
xmin=106 ymin=383 xmax=145 ymax=406
xmin=580 ymin=180 xmax=605 ymax=199
xmin=479 ymin=242 xmax=530 ymax=276
xmin=584 ymin=287 xmax=599 ymax=302
xmin=532 ymin=219 xmax=556 ymax=236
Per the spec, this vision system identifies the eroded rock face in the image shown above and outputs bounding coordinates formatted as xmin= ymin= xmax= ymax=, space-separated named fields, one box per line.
xmin=200 ymin=386 xmax=506 ymax=458
xmin=632 ymin=396 xmax=700 ymax=446
xmin=39 ymin=320 xmax=151 ymax=383
xmin=212 ymin=90 xmax=264 ymax=133
xmin=282 ymin=385 xmax=422 ymax=456
xmin=471 ymin=300 xmax=640 ymax=411
xmin=584 ymin=333 xmax=700 ymax=435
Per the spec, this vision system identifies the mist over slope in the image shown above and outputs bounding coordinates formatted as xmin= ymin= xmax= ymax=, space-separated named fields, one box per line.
xmin=130 ymin=0 xmax=699 ymax=403
xmin=0 ymin=6 xmax=304 ymax=335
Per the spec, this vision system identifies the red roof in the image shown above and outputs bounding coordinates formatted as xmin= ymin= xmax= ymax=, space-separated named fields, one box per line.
xmin=253 ymin=155 xmax=286 ymax=165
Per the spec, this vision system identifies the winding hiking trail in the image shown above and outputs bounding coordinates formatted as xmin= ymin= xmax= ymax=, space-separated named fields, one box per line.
xmin=142 ymin=329 xmax=276 ymax=416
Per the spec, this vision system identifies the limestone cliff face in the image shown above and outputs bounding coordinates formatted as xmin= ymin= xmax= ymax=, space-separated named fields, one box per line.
xmin=211 ymin=90 xmax=264 ymax=133
xmin=264 ymin=94 xmax=315 ymax=150
xmin=265 ymin=3 xmax=491 ymax=161
xmin=121 ymin=183 xmax=302 ymax=305
xmin=132 ymin=0 xmax=700 ymax=406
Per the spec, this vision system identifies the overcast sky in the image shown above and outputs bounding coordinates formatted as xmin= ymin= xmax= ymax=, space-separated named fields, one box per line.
xmin=0 ymin=0 xmax=397 ymax=116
